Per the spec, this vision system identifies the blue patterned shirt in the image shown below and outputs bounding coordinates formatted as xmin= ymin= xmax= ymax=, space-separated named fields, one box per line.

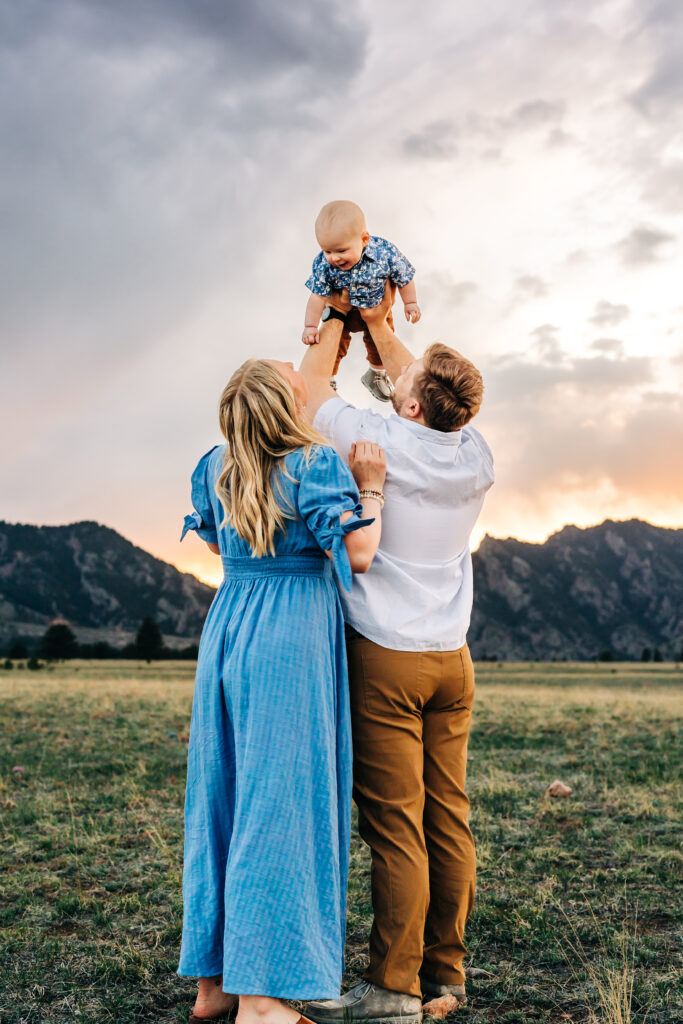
xmin=305 ymin=235 xmax=415 ymax=309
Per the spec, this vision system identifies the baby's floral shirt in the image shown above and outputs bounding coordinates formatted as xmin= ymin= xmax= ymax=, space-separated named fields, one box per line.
xmin=305 ymin=235 xmax=415 ymax=309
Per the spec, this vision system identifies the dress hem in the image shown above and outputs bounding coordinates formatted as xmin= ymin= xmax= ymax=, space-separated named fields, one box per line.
xmin=177 ymin=968 xmax=342 ymax=1000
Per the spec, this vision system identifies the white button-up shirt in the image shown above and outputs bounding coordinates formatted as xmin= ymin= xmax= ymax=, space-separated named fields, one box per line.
xmin=314 ymin=397 xmax=494 ymax=652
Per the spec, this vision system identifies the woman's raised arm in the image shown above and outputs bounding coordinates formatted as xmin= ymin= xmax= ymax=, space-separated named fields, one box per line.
xmin=343 ymin=441 xmax=386 ymax=573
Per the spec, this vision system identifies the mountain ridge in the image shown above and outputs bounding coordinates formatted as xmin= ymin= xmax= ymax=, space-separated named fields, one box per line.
xmin=0 ymin=519 xmax=213 ymax=644
xmin=469 ymin=517 xmax=682 ymax=660
xmin=1 ymin=517 xmax=681 ymax=660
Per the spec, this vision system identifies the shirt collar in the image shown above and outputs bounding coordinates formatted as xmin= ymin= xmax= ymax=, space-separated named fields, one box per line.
xmin=362 ymin=236 xmax=379 ymax=262
xmin=393 ymin=414 xmax=463 ymax=447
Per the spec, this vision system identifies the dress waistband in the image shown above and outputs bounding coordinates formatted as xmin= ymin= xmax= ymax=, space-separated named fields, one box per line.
xmin=221 ymin=553 xmax=331 ymax=579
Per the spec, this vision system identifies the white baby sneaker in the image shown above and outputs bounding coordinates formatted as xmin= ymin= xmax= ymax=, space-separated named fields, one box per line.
xmin=361 ymin=367 xmax=394 ymax=402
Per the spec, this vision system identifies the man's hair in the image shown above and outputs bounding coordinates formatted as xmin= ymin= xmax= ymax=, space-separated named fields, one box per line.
xmin=413 ymin=344 xmax=484 ymax=432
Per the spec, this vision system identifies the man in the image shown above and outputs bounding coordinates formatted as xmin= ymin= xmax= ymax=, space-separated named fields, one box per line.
xmin=299 ymin=285 xmax=494 ymax=1024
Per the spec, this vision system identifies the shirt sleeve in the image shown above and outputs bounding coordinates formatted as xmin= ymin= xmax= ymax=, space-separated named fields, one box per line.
xmin=314 ymin=398 xmax=387 ymax=465
xmin=180 ymin=446 xmax=220 ymax=544
xmin=296 ymin=446 xmax=375 ymax=590
xmin=386 ymin=241 xmax=416 ymax=288
xmin=304 ymin=251 xmax=333 ymax=296
xmin=463 ymin=426 xmax=495 ymax=491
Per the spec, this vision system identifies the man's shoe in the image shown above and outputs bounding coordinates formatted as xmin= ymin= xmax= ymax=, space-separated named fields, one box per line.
xmin=361 ymin=368 xmax=394 ymax=402
xmin=420 ymin=978 xmax=466 ymax=1018
xmin=305 ymin=980 xmax=422 ymax=1024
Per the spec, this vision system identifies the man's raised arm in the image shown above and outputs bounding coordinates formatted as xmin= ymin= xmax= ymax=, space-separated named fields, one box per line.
xmin=361 ymin=284 xmax=415 ymax=384
xmin=299 ymin=291 xmax=351 ymax=422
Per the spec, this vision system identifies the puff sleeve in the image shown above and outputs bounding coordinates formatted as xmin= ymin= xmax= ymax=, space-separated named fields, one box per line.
xmin=180 ymin=446 xmax=220 ymax=544
xmin=296 ymin=447 xmax=375 ymax=590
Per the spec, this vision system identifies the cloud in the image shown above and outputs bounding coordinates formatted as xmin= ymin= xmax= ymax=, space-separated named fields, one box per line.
xmin=641 ymin=160 xmax=683 ymax=212
xmin=2 ymin=0 xmax=683 ymax=572
xmin=530 ymin=324 xmax=562 ymax=363
xmin=505 ymin=99 xmax=565 ymax=130
xmin=420 ymin=272 xmax=479 ymax=312
xmin=402 ymin=120 xmax=458 ymax=159
xmin=0 ymin=0 xmax=369 ymax=398
xmin=492 ymin=338 xmax=653 ymax=402
xmin=616 ymin=225 xmax=676 ymax=265
xmin=479 ymin=340 xmax=682 ymax=522
xmin=630 ymin=0 xmax=683 ymax=118
xmin=590 ymin=337 xmax=623 ymax=355
xmin=448 ymin=280 xmax=479 ymax=305
xmin=401 ymin=96 xmax=565 ymax=162
xmin=514 ymin=274 xmax=549 ymax=301
xmin=588 ymin=300 xmax=630 ymax=327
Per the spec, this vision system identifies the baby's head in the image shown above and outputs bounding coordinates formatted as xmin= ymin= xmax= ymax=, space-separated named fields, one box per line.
xmin=315 ymin=200 xmax=370 ymax=270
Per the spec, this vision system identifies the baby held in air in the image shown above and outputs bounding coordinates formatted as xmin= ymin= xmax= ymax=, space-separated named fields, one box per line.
xmin=302 ymin=200 xmax=421 ymax=402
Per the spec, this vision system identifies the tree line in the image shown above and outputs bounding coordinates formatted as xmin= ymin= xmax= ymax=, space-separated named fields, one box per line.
xmin=2 ymin=617 xmax=198 ymax=666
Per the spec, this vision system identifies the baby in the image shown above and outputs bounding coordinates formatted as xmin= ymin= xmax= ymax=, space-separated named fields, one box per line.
xmin=302 ymin=200 xmax=421 ymax=402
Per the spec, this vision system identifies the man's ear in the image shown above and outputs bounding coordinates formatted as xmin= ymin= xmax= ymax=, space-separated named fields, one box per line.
xmin=361 ymin=230 xmax=370 ymax=246
xmin=406 ymin=398 xmax=422 ymax=420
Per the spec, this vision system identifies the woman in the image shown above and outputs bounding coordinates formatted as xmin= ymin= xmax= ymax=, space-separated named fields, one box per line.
xmin=177 ymin=359 xmax=386 ymax=1024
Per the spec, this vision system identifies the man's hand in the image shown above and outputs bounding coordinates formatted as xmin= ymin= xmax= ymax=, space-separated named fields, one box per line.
xmin=327 ymin=288 xmax=353 ymax=315
xmin=404 ymin=301 xmax=421 ymax=324
xmin=302 ymin=326 xmax=320 ymax=345
xmin=359 ymin=281 xmax=394 ymax=326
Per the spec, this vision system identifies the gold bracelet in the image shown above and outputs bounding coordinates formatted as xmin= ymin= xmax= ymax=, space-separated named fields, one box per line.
xmin=359 ymin=489 xmax=385 ymax=509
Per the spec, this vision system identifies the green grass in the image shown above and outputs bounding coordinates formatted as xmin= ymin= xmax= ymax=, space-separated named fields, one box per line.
xmin=1 ymin=661 xmax=681 ymax=1023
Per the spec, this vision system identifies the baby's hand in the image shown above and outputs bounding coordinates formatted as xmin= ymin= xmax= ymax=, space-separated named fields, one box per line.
xmin=404 ymin=302 xmax=421 ymax=324
xmin=302 ymin=326 xmax=320 ymax=345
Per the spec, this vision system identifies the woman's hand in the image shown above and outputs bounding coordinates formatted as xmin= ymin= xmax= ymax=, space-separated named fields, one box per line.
xmin=349 ymin=441 xmax=386 ymax=491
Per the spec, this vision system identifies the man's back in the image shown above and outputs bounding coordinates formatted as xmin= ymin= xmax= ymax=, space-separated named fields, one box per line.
xmin=314 ymin=397 xmax=494 ymax=651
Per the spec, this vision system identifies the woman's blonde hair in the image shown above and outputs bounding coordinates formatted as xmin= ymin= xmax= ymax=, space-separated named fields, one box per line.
xmin=216 ymin=360 xmax=328 ymax=557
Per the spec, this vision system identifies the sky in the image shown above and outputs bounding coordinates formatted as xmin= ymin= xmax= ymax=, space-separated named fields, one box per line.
xmin=1 ymin=0 xmax=682 ymax=587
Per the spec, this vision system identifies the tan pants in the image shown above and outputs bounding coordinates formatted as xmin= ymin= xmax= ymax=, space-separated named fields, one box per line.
xmin=332 ymin=289 xmax=396 ymax=376
xmin=346 ymin=631 xmax=476 ymax=997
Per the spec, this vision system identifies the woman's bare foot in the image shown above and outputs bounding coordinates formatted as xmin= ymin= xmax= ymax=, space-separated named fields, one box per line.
xmin=237 ymin=995 xmax=301 ymax=1024
xmin=192 ymin=976 xmax=238 ymax=1020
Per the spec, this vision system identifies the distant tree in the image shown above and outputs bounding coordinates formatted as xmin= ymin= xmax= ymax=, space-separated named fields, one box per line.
xmin=3 ymin=658 xmax=13 ymax=670
xmin=40 ymin=624 xmax=78 ymax=661
xmin=598 ymin=649 xmax=613 ymax=662
xmin=27 ymin=656 xmax=43 ymax=671
xmin=94 ymin=640 xmax=115 ymax=659
xmin=79 ymin=640 xmax=116 ymax=660
xmin=641 ymin=647 xmax=651 ymax=662
xmin=653 ymin=648 xmax=663 ymax=662
xmin=170 ymin=643 xmax=199 ymax=661
xmin=135 ymin=617 xmax=164 ymax=663
xmin=8 ymin=640 xmax=28 ymax=660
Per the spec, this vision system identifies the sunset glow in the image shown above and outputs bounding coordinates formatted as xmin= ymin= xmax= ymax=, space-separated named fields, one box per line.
xmin=1 ymin=1 xmax=681 ymax=574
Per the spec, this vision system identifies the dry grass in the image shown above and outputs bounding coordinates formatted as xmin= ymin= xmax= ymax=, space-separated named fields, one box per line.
xmin=1 ymin=660 xmax=681 ymax=1023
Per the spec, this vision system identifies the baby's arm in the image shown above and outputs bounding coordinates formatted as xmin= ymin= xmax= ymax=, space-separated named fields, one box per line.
xmin=303 ymin=292 xmax=327 ymax=345
xmin=387 ymin=241 xmax=421 ymax=323
xmin=399 ymin=279 xmax=421 ymax=323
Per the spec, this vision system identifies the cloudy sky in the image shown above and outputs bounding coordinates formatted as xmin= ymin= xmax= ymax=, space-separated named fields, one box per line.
xmin=1 ymin=0 xmax=682 ymax=586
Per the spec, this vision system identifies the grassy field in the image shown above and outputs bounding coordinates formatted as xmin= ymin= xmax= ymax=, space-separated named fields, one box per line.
xmin=1 ymin=661 xmax=680 ymax=1024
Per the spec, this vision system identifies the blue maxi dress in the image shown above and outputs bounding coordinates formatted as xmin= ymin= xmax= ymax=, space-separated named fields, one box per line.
xmin=177 ymin=443 xmax=372 ymax=999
